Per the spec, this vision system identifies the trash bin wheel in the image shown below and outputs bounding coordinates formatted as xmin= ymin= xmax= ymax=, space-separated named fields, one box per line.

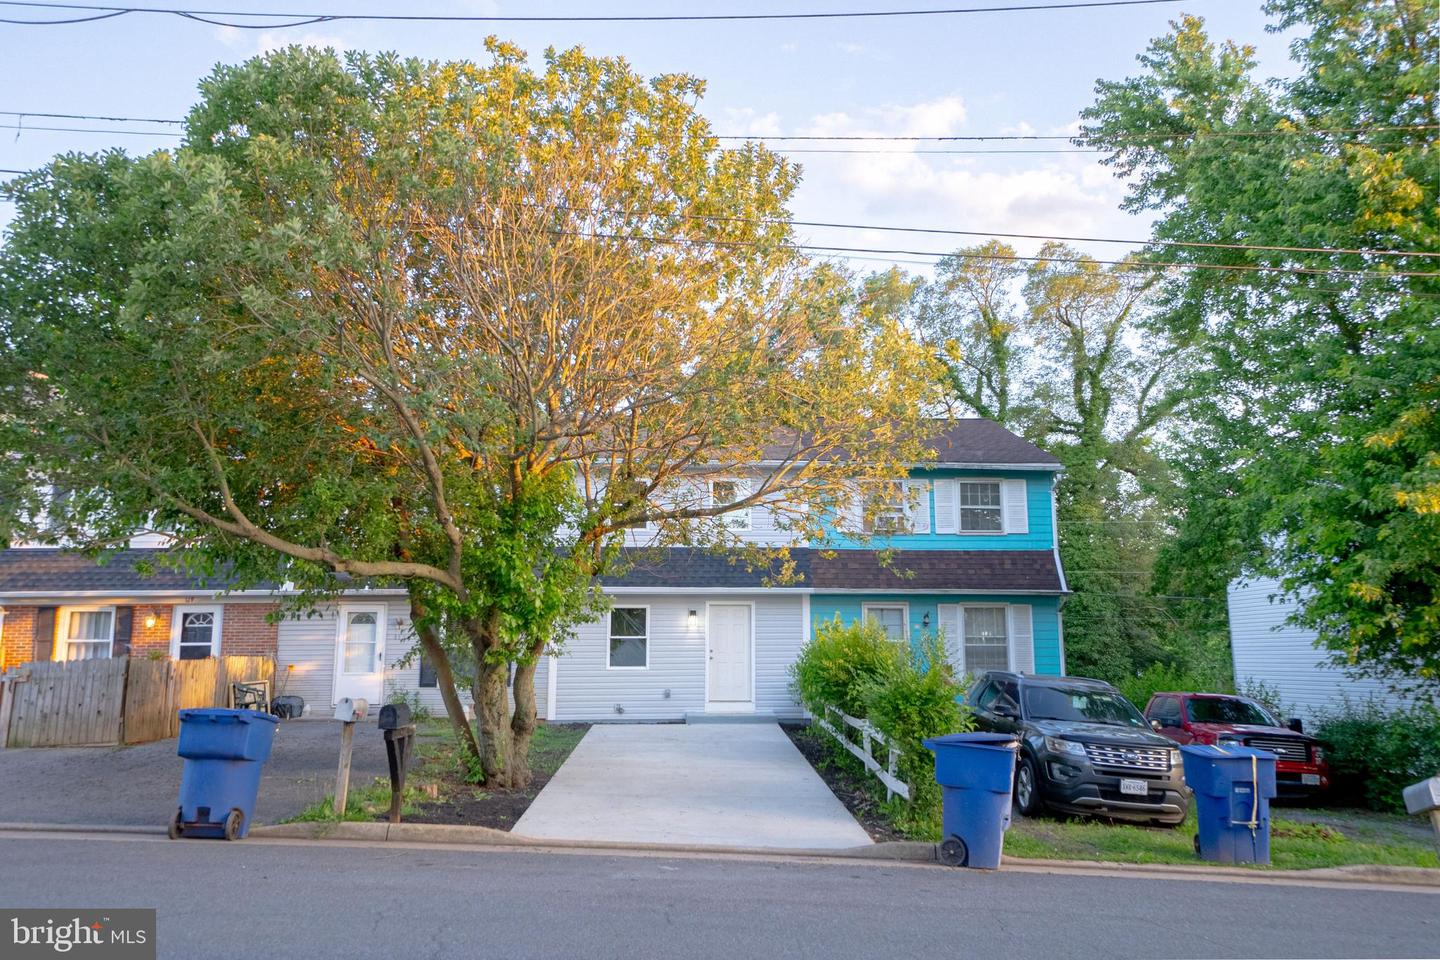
xmin=1192 ymin=833 xmax=1201 ymax=856
xmin=222 ymin=809 xmax=244 ymax=842
xmin=939 ymin=837 xmax=969 ymax=867
xmin=167 ymin=810 xmax=184 ymax=841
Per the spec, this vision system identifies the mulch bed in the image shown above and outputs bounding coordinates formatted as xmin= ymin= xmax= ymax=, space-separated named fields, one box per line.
xmin=404 ymin=722 xmax=590 ymax=831
xmin=782 ymin=722 xmax=908 ymax=843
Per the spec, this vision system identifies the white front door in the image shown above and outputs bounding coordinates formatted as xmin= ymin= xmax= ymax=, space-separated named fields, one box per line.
xmin=335 ymin=604 xmax=386 ymax=705
xmin=707 ymin=603 xmax=753 ymax=707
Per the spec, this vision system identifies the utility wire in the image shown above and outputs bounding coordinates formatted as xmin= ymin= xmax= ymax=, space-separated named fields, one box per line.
xmin=0 ymin=0 xmax=1194 ymax=27
xmin=2 ymin=110 xmax=1434 ymax=144
xmin=0 ymin=122 xmax=179 ymax=137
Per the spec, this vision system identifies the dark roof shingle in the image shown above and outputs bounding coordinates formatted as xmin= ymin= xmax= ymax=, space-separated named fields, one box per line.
xmin=0 ymin=548 xmax=234 ymax=594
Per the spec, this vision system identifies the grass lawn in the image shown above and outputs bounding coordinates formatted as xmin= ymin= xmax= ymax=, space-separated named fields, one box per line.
xmin=285 ymin=718 xmax=589 ymax=826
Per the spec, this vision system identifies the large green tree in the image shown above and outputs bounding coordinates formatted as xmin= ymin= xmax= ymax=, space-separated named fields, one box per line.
xmin=0 ymin=45 xmax=938 ymax=784
xmin=1081 ymin=0 xmax=1439 ymax=683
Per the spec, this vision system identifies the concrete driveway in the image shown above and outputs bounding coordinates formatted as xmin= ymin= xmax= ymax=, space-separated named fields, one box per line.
xmin=0 ymin=719 xmax=390 ymax=828
xmin=513 ymin=724 xmax=872 ymax=849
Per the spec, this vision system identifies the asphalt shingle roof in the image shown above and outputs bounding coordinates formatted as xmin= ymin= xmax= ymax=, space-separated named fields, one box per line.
xmin=760 ymin=419 xmax=1060 ymax=468
xmin=0 ymin=549 xmax=234 ymax=594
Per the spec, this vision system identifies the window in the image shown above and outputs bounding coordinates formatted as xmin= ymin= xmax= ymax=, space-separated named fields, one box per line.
xmin=342 ymin=611 xmax=379 ymax=673
xmin=863 ymin=603 xmax=908 ymax=641
xmin=958 ymin=481 xmax=1003 ymax=532
xmin=863 ymin=486 xmax=909 ymax=535
xmin=1149 ymin=696 xmax=1183 ymax=727
xmin=962 ymin=606 xmax=1009 ymax=672
xmin=709 ymin=479 xmax=751 ymax=530
xmin=1185 ymin=697 xmax=1278 ymax=726
xmin=171 ymin=606 xmax=222 ymax=660
xmin=59 ymin=607 xmax=114 ymax=660
xmin=608 ymin=607 xmax=649 ymax=668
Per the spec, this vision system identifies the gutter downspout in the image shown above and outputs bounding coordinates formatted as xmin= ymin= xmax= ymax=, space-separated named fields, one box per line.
xmin=1051 ymin=474 xmax=1069 ymax=675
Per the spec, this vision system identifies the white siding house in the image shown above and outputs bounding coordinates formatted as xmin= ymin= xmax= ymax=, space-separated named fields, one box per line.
xmin=1228 ymin=576 xmax=1424 ymax=721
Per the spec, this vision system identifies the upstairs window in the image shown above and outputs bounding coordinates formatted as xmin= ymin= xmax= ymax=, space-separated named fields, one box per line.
xmin=710 ymin=479 xmax=751 ymax=531
xmin=863 ymin=486 xmax=909 ymax=535
xmin=958 ymin=481 xmax=1003 ymax=532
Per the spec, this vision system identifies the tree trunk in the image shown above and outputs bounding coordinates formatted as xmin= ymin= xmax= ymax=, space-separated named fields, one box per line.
xmin=508 ymin=646 xmax=544 ymax=789
xmin=408 ymin=597 xmax=479 ymax=761
xmin=466 ymin=611 xmax=513 ymax=785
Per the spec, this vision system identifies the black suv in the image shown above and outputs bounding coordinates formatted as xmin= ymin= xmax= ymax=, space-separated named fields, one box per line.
xmin=968 ymin=671 xmax=1189 ymax=825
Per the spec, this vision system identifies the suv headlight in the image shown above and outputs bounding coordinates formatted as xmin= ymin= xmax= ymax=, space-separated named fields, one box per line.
xmin=1044 ymin=736 xmax=1087 ymax=759
xmin=1169 ymin=748 xmax=1183 ymax=769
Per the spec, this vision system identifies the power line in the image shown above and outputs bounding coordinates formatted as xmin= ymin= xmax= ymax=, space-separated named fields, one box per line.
xmin=0 ymin=0 xmax=1196 ymax=28
xmin=564 ymin=229 xmax=1440 ymax=280
xmin=2 ymin=109 xmax=1433 ymax=144
xmin=0 ymin=122 xmax=179 ymax=137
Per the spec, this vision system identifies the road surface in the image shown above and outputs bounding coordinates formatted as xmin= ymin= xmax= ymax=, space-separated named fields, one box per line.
xmin=0 ymin=833 xmax=1434 ymax=960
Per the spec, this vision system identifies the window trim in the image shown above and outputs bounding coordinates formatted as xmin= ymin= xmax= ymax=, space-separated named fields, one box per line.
xmin=56 ymin=604 xmax=116 ymax=661
xmin=861 ymin=602 xmax=910 ymax=642
xmin=169 ymin=604 xmax=224 ymax=660
xmin=959 ymin=604 xmax=1011 ymax=673
xmin=955 ymin=478 xmax=1005 ymax=535
xmin=862 ymin=484 xmax=911 ymax=536
xmin=606 ymin=604 xmax=651 ymax=670
xmin=709 ymin=478 xmax=752 ymax=531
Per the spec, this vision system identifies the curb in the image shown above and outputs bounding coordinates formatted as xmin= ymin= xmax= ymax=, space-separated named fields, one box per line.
xmin=6 ymin=821 xmax=1435 ymax=889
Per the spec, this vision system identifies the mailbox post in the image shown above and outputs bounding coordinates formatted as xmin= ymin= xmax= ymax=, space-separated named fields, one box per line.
xmin=1403 ymin=776 xmax=1440 ymax=856
xmin=378 ymin=703 xmax=416 ymax=824
xmin=332 ymin=697 xmax=368 ymax=818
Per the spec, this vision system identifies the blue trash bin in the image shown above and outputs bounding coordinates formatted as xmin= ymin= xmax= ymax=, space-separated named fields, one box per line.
xmin=922 ymin=732 xmax=1019 ymax=869
xmin=172 ymin=708 xmax=279 ymax=840
xmin=1180 ymin=744 xmax=1277 ymax=864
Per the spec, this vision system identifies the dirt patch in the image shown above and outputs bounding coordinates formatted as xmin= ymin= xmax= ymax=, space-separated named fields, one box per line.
xmin=404 ymin=723 xmax=590 ymax=831
xmin=783 ymin=722 xmax=908 ymax=843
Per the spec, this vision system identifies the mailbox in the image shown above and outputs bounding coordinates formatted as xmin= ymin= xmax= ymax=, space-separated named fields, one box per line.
xmin=379 ymin=702 xmax=412 ymax=730
xmin=1403 ymin=776 xmax=1440 ymax=815
xmin=333 ymin=698 xmax=369 ymax=723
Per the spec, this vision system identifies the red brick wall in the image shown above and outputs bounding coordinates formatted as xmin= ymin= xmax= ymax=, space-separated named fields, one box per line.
xmin=1 ymin=606 xmax=38 ymax=670
xmin=128 ymin=604 xmax=174 ymax=658
xmin=221 ymin=603 xmax=279 ymax=656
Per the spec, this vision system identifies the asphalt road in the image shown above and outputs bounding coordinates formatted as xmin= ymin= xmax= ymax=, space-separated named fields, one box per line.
xmin=1 ymin=834 xmax=1435 ymax=960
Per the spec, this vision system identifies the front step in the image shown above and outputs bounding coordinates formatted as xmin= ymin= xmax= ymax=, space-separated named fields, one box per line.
xmin=684 ymin=712 xmax=781 ymax=724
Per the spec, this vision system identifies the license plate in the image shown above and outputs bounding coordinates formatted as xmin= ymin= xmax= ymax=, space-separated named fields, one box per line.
xmin=1120 ymin=778 xmax=1148 ymax=796
xmin=1301 ymin=774 xmax=1321 ymax=786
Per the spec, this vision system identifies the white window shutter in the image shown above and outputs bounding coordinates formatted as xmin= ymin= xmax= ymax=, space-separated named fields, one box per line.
xmin=1007 ymin=604 xmax=1034 ymax=673
xmin=938 ymin=604 xmax=961 ymax=672
xmin=933 ymin=479 xmax=958 ymax=534
xmin=1001 ymin=478 xmax=1029 ymax=534
xmin=905 ymin=480 xmax=931 ymax=534
xmin=842 ymin=483 xmax=865 ymax=535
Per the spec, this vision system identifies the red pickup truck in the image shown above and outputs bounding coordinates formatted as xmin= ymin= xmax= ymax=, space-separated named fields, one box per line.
xmin=1142 ymin=692 xmax=1331 ymax=800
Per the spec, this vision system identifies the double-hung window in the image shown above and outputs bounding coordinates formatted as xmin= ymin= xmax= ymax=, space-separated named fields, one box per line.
xmin=863 ymin=486 xmax=909 ymax=535
xmin=962 ymin=606 xmax=1009 ymax=671
xmin=710 ymin=479 xmax=751 ymax=531
xmin=863 ymin=603 xmax=909 ymax=642
xmin=608 ymin=607 xmax=649 ymax=668
xmin=958 ymin=481 xmax=1003 ymax=532
xmin=59 ymin=607 xmax=115 ymax=660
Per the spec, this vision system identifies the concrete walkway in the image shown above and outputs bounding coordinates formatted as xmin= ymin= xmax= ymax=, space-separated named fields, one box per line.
xmin=513 ymin=724 xmax=872 ymax=849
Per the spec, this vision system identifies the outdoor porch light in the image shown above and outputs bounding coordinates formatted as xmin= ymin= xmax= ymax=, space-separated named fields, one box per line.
xmin=143 ymin=613 xmax=158 ymax=629
xmin=922 ymin=612 xmax=931 ymax=629
xmin=688 ymin=609 xmax=699 ymax=630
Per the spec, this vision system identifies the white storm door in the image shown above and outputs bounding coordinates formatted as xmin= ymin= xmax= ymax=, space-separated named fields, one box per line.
xmin=335 ymin=605 xmax=386 ymax=704
xmin=707 ymin=603 xmax=753 ymax=705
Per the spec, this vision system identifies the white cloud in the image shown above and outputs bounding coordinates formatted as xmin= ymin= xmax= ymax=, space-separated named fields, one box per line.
xmin=805 ymin=96 xmax=968 ymax=139
xmin=720 ymin=107 xmax=783 ymax=139
xmin=214 ymin=25 xmax=353 ymax=57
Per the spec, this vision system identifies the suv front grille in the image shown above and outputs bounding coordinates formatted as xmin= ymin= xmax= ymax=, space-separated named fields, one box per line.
xmin=1243 ymin=736 xmax=1309 ymax=762
xmin=1084 ymin=743 xmax=1171 ymax=775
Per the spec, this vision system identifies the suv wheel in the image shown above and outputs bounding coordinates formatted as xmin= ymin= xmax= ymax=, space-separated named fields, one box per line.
xmin=1015 ymin=755 xmax=1043 ymax=817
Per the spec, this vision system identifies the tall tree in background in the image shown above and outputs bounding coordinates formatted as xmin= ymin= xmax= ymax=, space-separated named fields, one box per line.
xmin=1082 ymin=0 xmax=1440 ymax=684
xmin=0 ymin=45 xmax=938 ymax=785
xmin=917 ymin=243 xmax=1197 ymax=681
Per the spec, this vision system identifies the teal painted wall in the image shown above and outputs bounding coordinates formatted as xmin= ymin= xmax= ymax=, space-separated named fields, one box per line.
xmin=810 ymin=593 xmax=1064 ymax=676
xmin=825 ymin=469 xmax=1057 ymax=551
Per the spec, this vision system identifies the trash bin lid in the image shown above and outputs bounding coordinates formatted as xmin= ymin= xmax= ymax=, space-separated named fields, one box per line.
xmin=178 ymin=708 xmax=278 ymax=725
xmin=1180 ymin=743 xmax=1276 ymax=761
xmin=923 ymin=732 xmax=1018 ymax=750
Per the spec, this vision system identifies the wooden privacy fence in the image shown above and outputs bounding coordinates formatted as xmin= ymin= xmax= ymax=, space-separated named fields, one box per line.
xmin=0 ymin=655 xmax=276 ymax=748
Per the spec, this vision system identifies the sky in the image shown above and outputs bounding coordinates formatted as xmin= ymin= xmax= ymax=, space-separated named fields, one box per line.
xmin=0 ymin=0 xmax=1301 ymax=272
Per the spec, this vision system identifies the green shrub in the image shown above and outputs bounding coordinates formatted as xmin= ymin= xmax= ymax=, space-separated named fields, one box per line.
xmin=789 ymin=616 xmax=904 ymax=717
xmin=1313 ymin=700 xmax=1440 ymax=812
xmin=1115 ymin=661 xmax=1233 ymax=712
xmin=860 ymin=634 xmax=972 ymax=828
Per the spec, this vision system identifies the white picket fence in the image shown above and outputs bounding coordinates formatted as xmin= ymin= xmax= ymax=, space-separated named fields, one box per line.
xmin=814 ymin=703 xmax=911 ymax=801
